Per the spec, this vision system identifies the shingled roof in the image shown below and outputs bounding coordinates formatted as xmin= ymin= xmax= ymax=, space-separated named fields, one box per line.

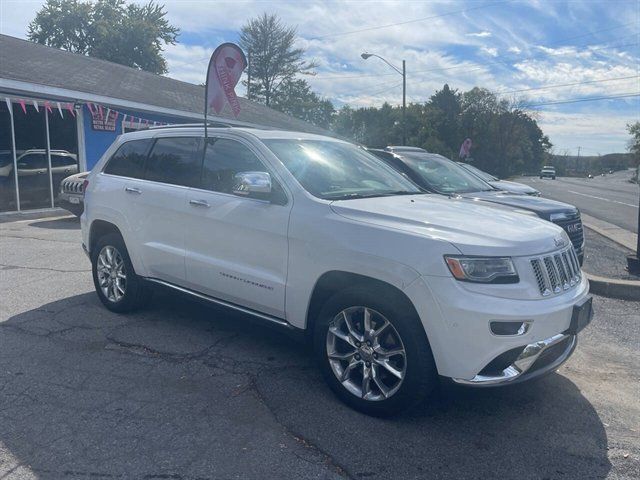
xmin=0 ymin=34 xmax=330 ymax=135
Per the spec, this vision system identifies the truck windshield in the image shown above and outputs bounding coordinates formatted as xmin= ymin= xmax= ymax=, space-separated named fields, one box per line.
xmin=264 ymin=139 xmax=422 ymax=200
xmin=402 ymin=153 xmax=495 ymax=194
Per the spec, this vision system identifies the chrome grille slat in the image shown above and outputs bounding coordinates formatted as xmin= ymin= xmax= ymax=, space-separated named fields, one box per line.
xmin=530 ymin=246 xmax=581 ymax=297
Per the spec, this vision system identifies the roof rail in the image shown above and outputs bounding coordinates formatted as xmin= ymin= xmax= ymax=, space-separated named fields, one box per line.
xmin=148 ymin=121 xmax=263 ymax=130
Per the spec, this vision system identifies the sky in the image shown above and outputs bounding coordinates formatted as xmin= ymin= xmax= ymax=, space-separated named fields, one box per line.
xmin=1 ymin=0 xmax=638 ymax=154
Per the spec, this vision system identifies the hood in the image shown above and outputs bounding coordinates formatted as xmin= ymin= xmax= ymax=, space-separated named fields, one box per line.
xmin=489 ymin=180 xmax=539 ymax=195
xmin=64 ymin=172 xmax=89 ymax=182
xmin=330 ymin=194 xmax=569 ymax=257
xmin=460 ymin=190 xmax=577 ymax=219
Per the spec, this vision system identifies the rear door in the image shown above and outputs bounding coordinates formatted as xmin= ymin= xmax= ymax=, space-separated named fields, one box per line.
xmin=134 ymin=136 xmax=202 ymax=283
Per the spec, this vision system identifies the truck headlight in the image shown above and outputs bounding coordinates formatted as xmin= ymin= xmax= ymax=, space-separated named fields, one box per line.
xmin=444 ymin=256 xmax=519 ymax=284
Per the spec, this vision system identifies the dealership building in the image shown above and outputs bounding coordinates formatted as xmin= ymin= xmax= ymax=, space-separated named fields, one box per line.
xmin=0 ymin=34 xmax=326 ymax=213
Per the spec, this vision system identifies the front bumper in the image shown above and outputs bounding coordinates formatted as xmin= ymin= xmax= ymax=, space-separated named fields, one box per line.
xmin=403 ymin=274 xmax=590 ymax=381
xmin=451 ymin=332 xmax=576 ymax=386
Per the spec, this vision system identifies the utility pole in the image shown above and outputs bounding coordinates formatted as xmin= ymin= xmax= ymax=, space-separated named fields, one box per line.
xmin=402 ymin=60 xmax=406 ymax=145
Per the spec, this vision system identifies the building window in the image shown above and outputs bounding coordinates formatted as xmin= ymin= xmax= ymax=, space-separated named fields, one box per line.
xmin=0 ymin=99 xmax=80 ymax=213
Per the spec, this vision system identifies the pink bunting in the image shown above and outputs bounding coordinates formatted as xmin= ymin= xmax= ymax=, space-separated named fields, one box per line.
xmin=18 ymin=99 xmax=26 ymax=114
xmin=56 ymin=102 xmax=64 ymax=118
xmin=44 ymin=101 xmax=53 ymax=114
xmin=98 ymin=104 xmax=104 ymax=119
xmin=66 ymin=103 xmax=75 ymax=117
xmin=32 ymin=100 xmax=39 ymax=113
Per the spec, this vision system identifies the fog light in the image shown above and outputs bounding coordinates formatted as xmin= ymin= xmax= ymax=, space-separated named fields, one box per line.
xmin=490 ymin=321 xmax=530 ymax=336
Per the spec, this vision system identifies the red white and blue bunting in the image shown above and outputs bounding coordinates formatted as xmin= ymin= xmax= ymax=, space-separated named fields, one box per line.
xmin=4 ymin=97 xmax=171 ymax=130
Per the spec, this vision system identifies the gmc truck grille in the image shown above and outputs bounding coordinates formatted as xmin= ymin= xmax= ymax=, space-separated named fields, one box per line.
xmin=551 ymin=217 xmax=584 ymax=255
xmin=530 ymin=246 xmax=581 ymax=297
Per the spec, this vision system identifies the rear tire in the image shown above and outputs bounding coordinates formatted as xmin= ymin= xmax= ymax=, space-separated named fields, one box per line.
xmin=313 ymin=286 xmax=437 ymax=416
xmin=91 ymin=233 xmax=151 ymax=313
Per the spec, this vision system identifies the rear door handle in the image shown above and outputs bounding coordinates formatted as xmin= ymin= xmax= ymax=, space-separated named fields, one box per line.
xmin=125 ymin=187 xmax=142 ymax=194
xmin=189 ymin=199 xmax=210 ymax=208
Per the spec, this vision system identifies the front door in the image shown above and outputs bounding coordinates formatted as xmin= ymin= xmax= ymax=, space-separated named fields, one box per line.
xmin=183 ymin=137 xmax=290 ymax=319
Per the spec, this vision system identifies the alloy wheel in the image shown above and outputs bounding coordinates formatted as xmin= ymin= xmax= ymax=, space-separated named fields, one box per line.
xmin=326 ymin=306 xmax=407 ymax=401
xmin=96 ymin=245 xmax=127 ymax=302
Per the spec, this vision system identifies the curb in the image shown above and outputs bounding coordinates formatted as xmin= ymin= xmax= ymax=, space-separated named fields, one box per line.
xmin=581 ymin=213 xmax=637 ymax=252
xmin=586 ymin=273 xmax=640 ymax=301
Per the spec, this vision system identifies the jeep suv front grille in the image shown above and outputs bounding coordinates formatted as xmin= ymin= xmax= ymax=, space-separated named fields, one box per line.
xmin=530 ymin=246 xmax=581 ymax=296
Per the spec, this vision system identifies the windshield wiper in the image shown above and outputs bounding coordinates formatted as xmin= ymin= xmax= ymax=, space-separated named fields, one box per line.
xmin=326 ymin=191 xmax=422 ymax=200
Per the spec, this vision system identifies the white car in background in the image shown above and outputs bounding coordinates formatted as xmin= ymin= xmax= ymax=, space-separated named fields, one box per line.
xmin=540 ymin=166 xmax=557 ymax=179
xmin=457 ymin=162 xmax=541 ymax=196
xmin=81 ymin=126 xmax=592 ymax=416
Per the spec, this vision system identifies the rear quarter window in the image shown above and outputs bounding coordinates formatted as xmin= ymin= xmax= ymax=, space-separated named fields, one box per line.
xmin=103 ymin=139 xmax=152 ymax=179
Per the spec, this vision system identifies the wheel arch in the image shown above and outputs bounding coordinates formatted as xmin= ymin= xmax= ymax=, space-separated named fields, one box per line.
xmin=88 ymin=219 xmax=124 ymax=256
xmin=305 ymin=271 xmax=423 ymax=340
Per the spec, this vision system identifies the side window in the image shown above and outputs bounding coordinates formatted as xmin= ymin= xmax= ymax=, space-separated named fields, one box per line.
xmin=104 ymin=139 xmax=151 ymax=179
xmin=17 ymin=154 xmax=47 ymax=169
xmin=201 ymin=138 xmax=267 ymax=194
xmin=51 ymin=154 xmax=77 ymax=167
xmin=145 ymin=137 xmax=201 ymax=187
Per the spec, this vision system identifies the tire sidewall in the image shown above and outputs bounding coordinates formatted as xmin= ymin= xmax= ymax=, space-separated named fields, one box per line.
xmin=313 ymin=286 xmax=437 ymax=416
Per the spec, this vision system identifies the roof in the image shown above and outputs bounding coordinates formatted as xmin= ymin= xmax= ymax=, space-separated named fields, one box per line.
xmin=117 ymin=125 xmax=344 ymax=143
xmin=0 ymin=34 xmax=331 ymax=135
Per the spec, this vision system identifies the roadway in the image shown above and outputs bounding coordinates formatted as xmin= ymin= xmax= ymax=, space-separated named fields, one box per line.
xmin=515 ymin=169 xmax=639 ymax=233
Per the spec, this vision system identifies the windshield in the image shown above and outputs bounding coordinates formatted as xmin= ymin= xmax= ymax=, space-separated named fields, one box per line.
xmin=402 ymin=153 xmax=495 ymax=194
xmin=458 ymin=163 xmax=497 ymax=182
xmin=264 ymin=139 xmax=421 ymax=200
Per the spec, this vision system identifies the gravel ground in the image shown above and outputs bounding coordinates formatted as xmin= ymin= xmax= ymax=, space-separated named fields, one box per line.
xmin=582 ymin=228 xmax=637 ymax=280
xmin=0 ymin=215 xmax=638 ymax=480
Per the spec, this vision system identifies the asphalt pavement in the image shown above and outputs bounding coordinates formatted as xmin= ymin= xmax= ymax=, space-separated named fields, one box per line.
xmin=0 ymin=216 xmax=638 ymax=480
xmin=515 ymin=170 xmax=639 ymax=233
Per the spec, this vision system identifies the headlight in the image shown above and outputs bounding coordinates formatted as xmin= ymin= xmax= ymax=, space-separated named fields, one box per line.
xmin=444 ymin=256 xmax=519 ymax=284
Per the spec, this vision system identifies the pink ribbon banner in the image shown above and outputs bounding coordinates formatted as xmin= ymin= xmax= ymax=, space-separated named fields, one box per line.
xmin=459 ymin=138 xmax=472 ymax=159
xmin=205 ymin=43 xmax=247 ymax=118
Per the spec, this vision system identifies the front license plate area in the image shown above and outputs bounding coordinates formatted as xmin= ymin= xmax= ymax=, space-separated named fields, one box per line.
xmin=69 ymin=196 xmax=80 ymax=204
xmin=569 ymin=296 xmax=593 ymax=334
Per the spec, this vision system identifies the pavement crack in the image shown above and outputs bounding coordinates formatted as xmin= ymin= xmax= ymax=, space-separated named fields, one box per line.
xmin=0 ymin=262 xmax=89 ymax=273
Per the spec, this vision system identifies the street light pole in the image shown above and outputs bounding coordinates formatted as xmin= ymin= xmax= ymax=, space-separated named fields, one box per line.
xmin=361 ymin=53 xmax=406 ymax=144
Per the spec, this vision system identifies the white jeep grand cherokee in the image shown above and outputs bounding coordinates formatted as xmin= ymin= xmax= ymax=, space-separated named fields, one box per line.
xmin=81 ymin=126 xmax=592 ymax=416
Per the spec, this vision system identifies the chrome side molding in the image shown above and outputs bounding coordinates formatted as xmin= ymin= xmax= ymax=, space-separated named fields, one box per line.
xmin=144 ymin=278 xmax=292 ymax=329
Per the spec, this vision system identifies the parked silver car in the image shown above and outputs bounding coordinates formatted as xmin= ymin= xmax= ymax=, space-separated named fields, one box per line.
xmin=58 ymin=171 xmax=88 ymax=216
xmin=457 ymin=162 xmax=541 ymax=196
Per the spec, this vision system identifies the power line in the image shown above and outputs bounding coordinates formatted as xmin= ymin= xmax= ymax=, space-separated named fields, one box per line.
xmin=311 ymin=37 xmax=638 ymax=81
xmin=523 ymin=92 xmax=640 ymax=108
xmin=310 ymin=1 xmax=511 ymax=40
xmin=495 ymin=75 xmax=640 ymax=96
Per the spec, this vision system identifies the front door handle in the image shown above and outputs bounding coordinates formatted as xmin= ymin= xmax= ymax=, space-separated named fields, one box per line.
xmin=189 ymin=199 xmax=210 ymax=208
xmin=125 ymin=187 xmax=142 ymax=194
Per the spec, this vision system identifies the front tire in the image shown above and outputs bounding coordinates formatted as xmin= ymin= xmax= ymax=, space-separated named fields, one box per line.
xmin=91 ymin=233 xmax=150 ymax=313
xmin=313 ymin=287 xmax=437 ymax=416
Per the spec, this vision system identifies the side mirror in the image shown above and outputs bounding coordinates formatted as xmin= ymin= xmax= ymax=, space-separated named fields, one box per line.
xmin=232 ymin=171 xmax=272 ymax=197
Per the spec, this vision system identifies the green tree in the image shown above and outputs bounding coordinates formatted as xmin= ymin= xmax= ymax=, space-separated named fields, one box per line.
xmin=239 ymin=13 xmax=316 ymax=107
xmin=271 ymin=79 xmax=335 ymax=129
xmin=27 ymin=0 xmax=179 ymax=74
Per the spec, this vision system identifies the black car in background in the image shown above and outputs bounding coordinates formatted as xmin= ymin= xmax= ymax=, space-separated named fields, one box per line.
xmin=369 ymin=148 xmax=585 ymax=264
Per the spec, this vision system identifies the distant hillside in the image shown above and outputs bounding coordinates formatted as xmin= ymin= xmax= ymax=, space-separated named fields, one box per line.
xmin=549 ymin=152 xmax=636 ymax=176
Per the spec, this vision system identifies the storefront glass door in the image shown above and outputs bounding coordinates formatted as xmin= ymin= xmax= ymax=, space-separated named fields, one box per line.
xmin=13 ymin=103 xmax=52 ymax=210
